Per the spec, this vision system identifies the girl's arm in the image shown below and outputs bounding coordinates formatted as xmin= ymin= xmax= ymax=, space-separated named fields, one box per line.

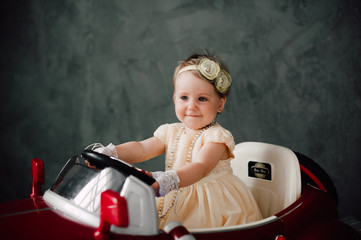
xmin=115 ymin=136 xmax=165 ymax=164
xmin=176 ymin=142 xmax=229 ymax=187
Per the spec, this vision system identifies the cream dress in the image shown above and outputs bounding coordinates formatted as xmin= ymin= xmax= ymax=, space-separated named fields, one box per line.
xmin=154 ymin=122 xmax=262 ymax=229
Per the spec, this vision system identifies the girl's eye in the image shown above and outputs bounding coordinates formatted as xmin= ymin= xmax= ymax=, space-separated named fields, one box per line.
xmin=199 ymin=97 xmax=207 ymax=102
xmin=181 ymin=96 xmax=188 ymax=101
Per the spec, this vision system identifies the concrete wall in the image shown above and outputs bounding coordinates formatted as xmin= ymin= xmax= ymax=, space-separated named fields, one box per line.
xmin=1 ymin=0 xmax=360 ymax=219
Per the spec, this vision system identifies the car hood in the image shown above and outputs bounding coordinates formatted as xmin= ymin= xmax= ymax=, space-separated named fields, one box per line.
xmin=0 ymin=197 xmax=94 ymax=240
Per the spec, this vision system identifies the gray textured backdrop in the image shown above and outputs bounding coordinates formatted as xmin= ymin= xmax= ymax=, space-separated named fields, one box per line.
xmin=1 ymin=0 xmax=360 ymax=219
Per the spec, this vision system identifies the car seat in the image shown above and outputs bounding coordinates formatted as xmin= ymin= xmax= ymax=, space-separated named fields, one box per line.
xmin=231 ymin=142 xmax=301 ymax=218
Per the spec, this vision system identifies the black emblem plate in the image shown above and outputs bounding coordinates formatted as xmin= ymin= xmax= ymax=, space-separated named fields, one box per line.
xmin=248 ymin=161 xmax=272 ymax=181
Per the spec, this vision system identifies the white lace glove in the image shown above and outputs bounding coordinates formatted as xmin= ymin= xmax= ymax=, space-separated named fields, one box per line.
xmin=152 ymin=170 xmax=180 ymax=197
xmin=92 ymin=143 xmax=118 ymax=158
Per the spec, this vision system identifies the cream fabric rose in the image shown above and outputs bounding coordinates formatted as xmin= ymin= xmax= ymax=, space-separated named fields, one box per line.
xmin=198 ymin=58 xmax=220 ymax=80
xmin=215 ymin=70 xmax=232 ymax=93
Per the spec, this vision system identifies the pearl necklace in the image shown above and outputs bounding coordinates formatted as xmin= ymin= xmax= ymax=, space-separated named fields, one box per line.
xmin=158 ymin=121 xmax=216 ymax=218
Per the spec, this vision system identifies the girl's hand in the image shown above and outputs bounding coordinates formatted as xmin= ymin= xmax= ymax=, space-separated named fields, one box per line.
xmin=85 ymin=160 xmax=100 ymax=170
xmin=84 ymin=143 xmax=118 ymax=170
xmin=151 ymin=181 xmax=160 ymax=196
xmin=142 ymin=170 xmax=160 ymax=196
xmin=151 ymin=170 xmax=180 ymax=197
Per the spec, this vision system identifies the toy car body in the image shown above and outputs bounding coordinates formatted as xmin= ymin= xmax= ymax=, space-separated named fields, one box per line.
xmin=0 ymin=142 xmax=359 ymax=240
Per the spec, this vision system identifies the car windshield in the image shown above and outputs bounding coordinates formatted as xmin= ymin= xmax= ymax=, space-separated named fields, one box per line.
xmin=50 ymin=156 xmax=127 ymax=213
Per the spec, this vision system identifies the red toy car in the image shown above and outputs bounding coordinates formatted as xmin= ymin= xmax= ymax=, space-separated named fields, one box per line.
xmin=0 ymin=142 xmax=360 ymax=240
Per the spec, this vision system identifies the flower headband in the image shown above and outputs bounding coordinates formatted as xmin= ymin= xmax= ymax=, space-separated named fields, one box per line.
xmin=177 ymin=58 xmax=232 ymax=94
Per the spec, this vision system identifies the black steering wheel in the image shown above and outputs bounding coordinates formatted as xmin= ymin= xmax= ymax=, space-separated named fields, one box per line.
xmin=81 ymin=149 xmax=156 ymax=186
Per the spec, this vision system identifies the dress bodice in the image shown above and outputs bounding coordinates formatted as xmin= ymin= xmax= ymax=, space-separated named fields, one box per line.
xmin=154 ymin=122 xmax=235 ymax=172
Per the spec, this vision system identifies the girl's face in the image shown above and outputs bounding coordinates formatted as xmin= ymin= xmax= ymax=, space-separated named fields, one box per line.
xmin=174 ymin=71 xmax=226 ymax=130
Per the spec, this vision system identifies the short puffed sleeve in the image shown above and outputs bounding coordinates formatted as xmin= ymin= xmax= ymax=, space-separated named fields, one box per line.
xmin=203 ymin=126 xmax=235 ymax=159
xmin=153 ymin=124 xmax=170 ymax=145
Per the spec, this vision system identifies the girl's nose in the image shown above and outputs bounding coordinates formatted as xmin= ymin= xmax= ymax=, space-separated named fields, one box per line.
xmin=187 ymin=99 xmax=197 ymax=110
